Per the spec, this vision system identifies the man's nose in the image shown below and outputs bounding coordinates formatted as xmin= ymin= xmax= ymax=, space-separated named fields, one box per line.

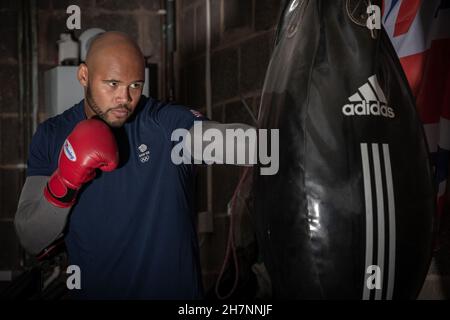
xmin=115 ymin=85 xmax=131 ymax=104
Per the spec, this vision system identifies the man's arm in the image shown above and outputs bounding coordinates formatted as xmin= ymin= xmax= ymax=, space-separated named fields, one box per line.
xmin=15 ymin=118 xmax=119 ymax=255
xmin=14 ymin=176 xmax=71 ymax=255
xmin=188 ymin=121 xmax=257 ymax=165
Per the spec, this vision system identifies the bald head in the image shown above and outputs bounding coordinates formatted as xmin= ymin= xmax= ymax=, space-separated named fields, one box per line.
xmin=85 ymin=31 xmax=145 ymax=71
xmin=78 ymin=31 xmax=146 ymax=127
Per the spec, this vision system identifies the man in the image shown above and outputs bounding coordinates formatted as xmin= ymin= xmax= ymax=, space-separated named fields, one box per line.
xmin=14 ymin=31 xmax=254 ymax=299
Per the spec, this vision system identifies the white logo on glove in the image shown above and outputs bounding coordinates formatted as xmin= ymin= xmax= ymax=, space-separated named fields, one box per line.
xmin=63 ymin=139 xmax=77 ymax=162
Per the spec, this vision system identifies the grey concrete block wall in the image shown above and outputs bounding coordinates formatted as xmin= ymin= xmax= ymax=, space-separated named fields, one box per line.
xmin=255 ymin=0 xmax=282 ymax=31
xmin=211 ymin=48 xmax=239 ymax=102
xmin=0 ymin=117 xmax=22 ymax=164
xmin=0 ymin=10 xmax=18 ymax=62
xmin=239 ymin=33 xmax=272 ymax=92
xmin=0 ymin=3 xmax=23 ymax=278
xmin=177 ymin=0 xmax=283 ymax=294
xmin=178 ymin=0 xmax=280 ymax=109
xmin=0 ymin=65 xmax=19 ymax=113
xmin=0 ymin=222 xmax=21 ymax=271
xmin=0 ymin=169 xmax=23 ymax=220
xmin=224 ymin=0 xmax=252 ymax=31
xmin=186 ymin=58 xmax=206 ymax=107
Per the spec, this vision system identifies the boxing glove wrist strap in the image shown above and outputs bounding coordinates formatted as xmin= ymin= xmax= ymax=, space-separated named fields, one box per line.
xmin=44 ymin=172 xmax=79 ymax=208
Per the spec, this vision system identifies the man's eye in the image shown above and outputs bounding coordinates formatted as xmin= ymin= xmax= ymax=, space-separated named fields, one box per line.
xmin=130 ymin=83 xmax=143 ymax=89
xmin=108 ymin=82 xmax=119 ymax=87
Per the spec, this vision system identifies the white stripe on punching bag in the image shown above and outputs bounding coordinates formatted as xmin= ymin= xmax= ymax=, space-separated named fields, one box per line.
xmin=372 ymin=144 xmax=385 ymax=301
xmin=361 ymin=143 xmax=374 ymax=300
xmin=383 ymin=144 xmax=396 ymax=300
xmin=360 ymin=143 xmax=396 ymax=300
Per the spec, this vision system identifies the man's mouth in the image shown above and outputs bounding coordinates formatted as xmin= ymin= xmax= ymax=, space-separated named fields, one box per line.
xmin=110 ymin=108 xmax=129 ymax=118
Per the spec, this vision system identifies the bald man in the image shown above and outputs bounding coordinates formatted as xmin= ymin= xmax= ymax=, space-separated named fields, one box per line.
xmin=14 ymin=32 xmax=255 ymax=299
xmin=81 ymin=32 xmax=145 ymax=127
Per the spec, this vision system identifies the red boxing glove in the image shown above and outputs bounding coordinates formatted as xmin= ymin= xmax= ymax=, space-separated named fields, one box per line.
xmin=44 ymin=118 xmax=119 ymax=208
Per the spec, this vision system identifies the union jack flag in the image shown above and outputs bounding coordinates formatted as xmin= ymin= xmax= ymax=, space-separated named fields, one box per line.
xmin=383 ymin=0 xmax=450 ymax=218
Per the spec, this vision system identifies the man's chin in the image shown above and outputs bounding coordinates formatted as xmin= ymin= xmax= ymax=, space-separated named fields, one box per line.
xmin=103 ymin=115 xmax=128 ymax=128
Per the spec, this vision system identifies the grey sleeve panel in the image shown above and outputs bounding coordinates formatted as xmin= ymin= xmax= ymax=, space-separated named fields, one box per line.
xmin=14 ymin=176 xmax=71 ymax=255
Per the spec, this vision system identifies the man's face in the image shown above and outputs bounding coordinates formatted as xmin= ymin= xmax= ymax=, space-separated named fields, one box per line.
xmin=84 ymin=57 xmax=144 ymax=128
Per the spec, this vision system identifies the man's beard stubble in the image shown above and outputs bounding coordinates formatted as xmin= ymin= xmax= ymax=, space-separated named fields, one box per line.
xmin=85 ymin=85 xmax=132 ymax=128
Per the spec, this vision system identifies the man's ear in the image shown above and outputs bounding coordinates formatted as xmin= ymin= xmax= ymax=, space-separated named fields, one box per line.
xmin=78 ymin=63 xmax=88 ymax=87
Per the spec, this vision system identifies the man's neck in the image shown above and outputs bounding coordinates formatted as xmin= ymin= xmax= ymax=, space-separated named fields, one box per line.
xmin=83 ymin=99 xmax=95 ymax=119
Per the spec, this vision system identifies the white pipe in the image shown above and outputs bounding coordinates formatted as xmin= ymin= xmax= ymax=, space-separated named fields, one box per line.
xmin=43 ymin=266 xmax=61 ymax=291
xmin=206 ymin=0 xmax=213 ymax=214
xmin=0 ymin=164 xmax=27 ymax=170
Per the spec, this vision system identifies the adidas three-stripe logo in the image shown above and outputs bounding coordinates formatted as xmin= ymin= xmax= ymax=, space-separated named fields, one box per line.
xmin=360 ymin=143 xmax=396 ymax=300
xmin=343 ymin=75 xmax=395 ymax=119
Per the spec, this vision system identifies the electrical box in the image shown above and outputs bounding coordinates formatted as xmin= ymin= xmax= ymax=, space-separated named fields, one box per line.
xmin=44 ymin=66 xmax=151 ymax=118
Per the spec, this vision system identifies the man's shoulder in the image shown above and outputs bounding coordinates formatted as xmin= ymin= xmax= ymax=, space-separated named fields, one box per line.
xmin=38 ymin=101 xmax=85 ymax=135
xmin=150 ymin=101 xmax=207 ymax=128
xmin=142 ymin=96 xmax=203 ymax=119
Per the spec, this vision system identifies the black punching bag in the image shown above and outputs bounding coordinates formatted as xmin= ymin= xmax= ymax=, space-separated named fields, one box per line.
xmin=253 ymin=0 xmax=436 ymax=299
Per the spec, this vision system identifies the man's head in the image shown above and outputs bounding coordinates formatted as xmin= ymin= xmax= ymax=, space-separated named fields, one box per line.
xmin=78 ymin=31 xmax=145 ymax=128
